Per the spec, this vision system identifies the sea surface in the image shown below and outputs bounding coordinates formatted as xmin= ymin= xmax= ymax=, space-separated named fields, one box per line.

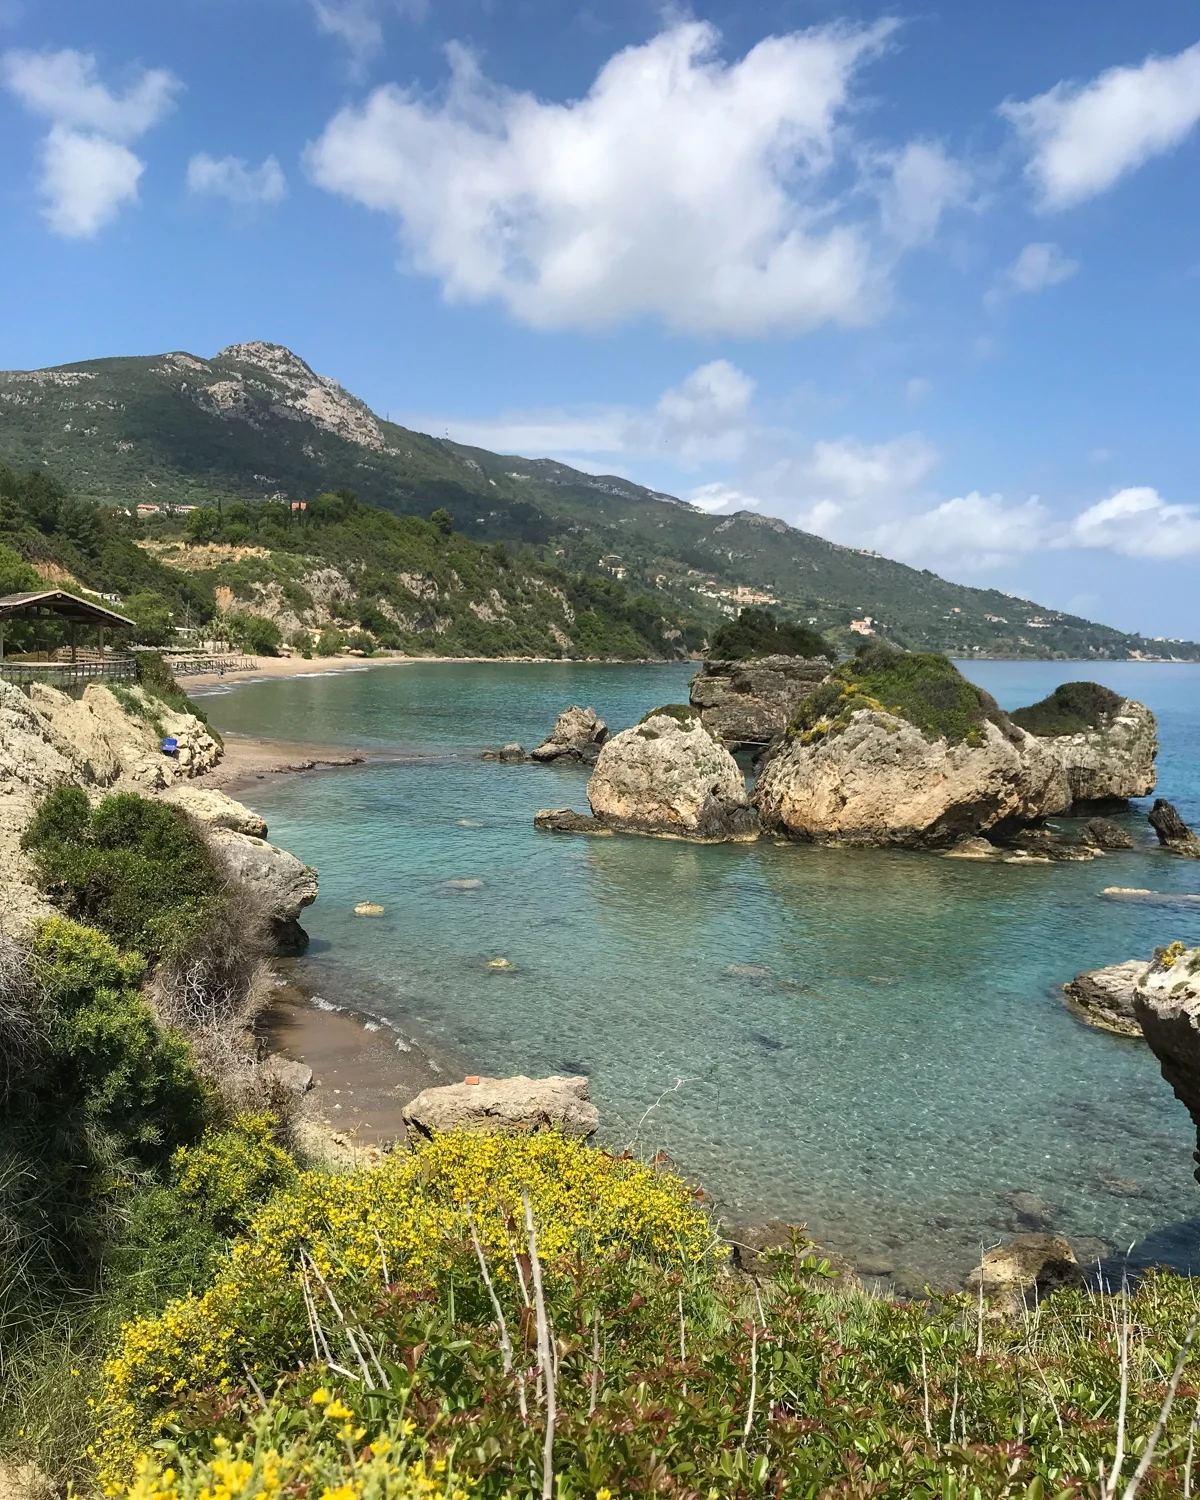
xmin=201 ymin=659 xmax=1200 ymax=1285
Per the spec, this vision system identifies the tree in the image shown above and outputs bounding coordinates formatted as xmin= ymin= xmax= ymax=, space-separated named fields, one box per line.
xmin=185 ymin=508 xmax=221 ymax=545
xmin=227 ymin=613 xmax=282 ymax=656
xmin=430 ymin=508 xmax=454 ymax=538
xmin=124 ymin=591 xmax=175 ymax=647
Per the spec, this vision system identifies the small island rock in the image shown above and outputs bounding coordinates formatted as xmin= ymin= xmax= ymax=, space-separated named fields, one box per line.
xmin=1063 ymin=959 xmax=1147 ymax=1037
xmin=1149 ymin=799 xmax=1200 ymax=858
xmin=585 ymin=708 xmax=758 ymax=841
xmin=530 ymin=705 xmax=610 ymax=763
xmin=402 ymin=1073 xmax=599 ymax=1139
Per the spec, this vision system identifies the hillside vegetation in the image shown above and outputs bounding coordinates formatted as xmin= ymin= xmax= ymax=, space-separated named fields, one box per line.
xmin=1 ymin=340 xmax=1192 ymax=660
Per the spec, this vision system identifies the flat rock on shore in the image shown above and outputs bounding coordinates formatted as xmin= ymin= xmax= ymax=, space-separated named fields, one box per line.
xmin=403 ymin=1074 xmax=599 ymax=1139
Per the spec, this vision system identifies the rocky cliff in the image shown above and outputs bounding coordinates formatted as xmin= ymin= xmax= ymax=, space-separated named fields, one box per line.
xmin=1134 ymin=944 xmax=1200 ymax=1182
xmin=1010 ymin=684 xmax=1157 ymax=802
xmin=688 ymin=655 xmax=831 ymax=744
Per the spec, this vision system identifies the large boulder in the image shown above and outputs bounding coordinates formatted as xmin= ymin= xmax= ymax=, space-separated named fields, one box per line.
xmin=1010 ymin=684 xmax=1157 ymax=803
xmin=1149 ymin=799 xmax=1200 ymax=858
xmin=965 ymin=1234 xmax=1084 ymax=1313
xmin=1063 ymin=959 xmax=1147 ymax=1037
xmin=688 ymin=656 xmax=831 ymax=745
xmin=403 ymin=1074 xmax=599 ymax=1139
xmin=1133 ymin=943 xmax=1200 ymax=1181
xmin=163 ymin=784 xmax=268 ymax=837
xmin=754 ymin=712 xmax=1069 ymax=847
xmin=530 ymin=705 xmax=609 ymax=763
xmin=585 ymin=708 xmax=758 ymax=841
xmin=204 ymin=826 xmax=318 ymax=952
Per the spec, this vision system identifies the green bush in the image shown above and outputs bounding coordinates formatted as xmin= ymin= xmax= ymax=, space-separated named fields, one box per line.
xmin=710 ymin=606 xmax=834 ymax=661
xmin=1010 ymin=680 xmax=1125 ymax=736
xmin=21 ymin=789 xmax=223 ymax=960
xmin=122 ymin=591 xmax=174 ymax=648
xmin=790 ymin=640 xmax=1009 ymax=746
xmin=315 ymin=625 xmax=345 ymax=656
xmin=227 ymin=612 xmax=282 ymax=656
xmin=637 ymin=702 xmax=699 ymax=727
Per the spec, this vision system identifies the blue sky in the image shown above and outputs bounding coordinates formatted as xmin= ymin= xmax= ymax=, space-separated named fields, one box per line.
xmin=2 ymin=2 xmax=1199 ymax=638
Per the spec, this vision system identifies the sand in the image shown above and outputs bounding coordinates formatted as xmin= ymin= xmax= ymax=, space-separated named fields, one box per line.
xmin=185 ymin=652 xmax=411 ymax=692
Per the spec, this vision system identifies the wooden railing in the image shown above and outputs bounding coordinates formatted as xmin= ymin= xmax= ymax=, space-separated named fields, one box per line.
xmin=161 ymin=654 xmax=257 ymax=677
xmin=0 ymin=655 xmax=138 ymax=693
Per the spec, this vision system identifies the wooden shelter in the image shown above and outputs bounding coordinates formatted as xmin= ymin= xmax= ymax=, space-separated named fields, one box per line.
xmin=0 ymin=589 xmax=137 ymax=690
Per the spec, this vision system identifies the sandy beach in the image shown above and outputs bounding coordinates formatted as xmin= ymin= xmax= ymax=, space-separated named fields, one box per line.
xmin=185 ymin=651 xmax=411 ymax=692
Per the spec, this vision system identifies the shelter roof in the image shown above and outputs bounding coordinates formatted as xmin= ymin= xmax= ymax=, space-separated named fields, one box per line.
xmin=0 ymin=589 xmax=135 ymax=628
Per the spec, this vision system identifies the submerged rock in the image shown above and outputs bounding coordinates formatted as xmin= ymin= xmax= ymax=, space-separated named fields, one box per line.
xmin=1063 ymin=959 xmax=1147 ymax=1037
xmin=1010 ymin=684 xmax=1157 ymax=803
xmin=402 ymin=1073 xmax=599 ymax=1139
xmin=1149 ymin=799 xmax=1200 ymax=858
xmin=755 ymin=713 xmax=1068 ymax=848
xmin=1005 ymin=1190 xmax=1060 ymax=1230
xmin=688 ymin=656 xmax=831 ymax=745
xmin=1134 ymin=943 xmax=1200 ymax=1181
xmin=584 ymin=707 xmax=758 ymax=841
xmin=530 ymin=705 xmax=609 ymax=763
xmin=534 ymin=807 xmax=614 ymax=835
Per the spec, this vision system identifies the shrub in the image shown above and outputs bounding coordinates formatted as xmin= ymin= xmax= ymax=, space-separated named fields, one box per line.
xmin=790 ymin=641 xmax=1010 ymax=746
xmin=709 ymin=607 xmax=834 ymax=661
xmin=22 ymin=789 xmax=223 ymax=960
xmin=185 ymin=509 xmax=221 ymax=545
xmin=227 ymin=613 xmax=282 ymax=657
xmin=315 ymin=625 xmax=345 ymax=657
xmin=1010 ymin=680 xmax=1125 ymax=736
xmin=637 ymin=703 xmax=699 ymax=728
xmin=123 ymin=592 xmax=174 ymax=648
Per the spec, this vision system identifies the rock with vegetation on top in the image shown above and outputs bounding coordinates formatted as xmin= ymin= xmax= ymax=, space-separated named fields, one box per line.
xmin=1149 ymin=799 xmax=1200 ymax=858
xmin=754 ymin=645 xmax=1068 ymax=847
xmin=163 ymin=784 xmax=268 ymax=838
xmin=530 ymin=705 xmax=610 ymax=763
xmin=688 ymin=655 xmax=833 ymax=744
xmin=203 ymin=826 xmax=318 ymax=952
xmin=584 ymin=706 xmax=759 ymax=841
xmin=1133 ymin=942 xmax=1200 ymax=1180
xmin=1063 ymin=959 xmax=1147 ymax=1037
xmin=402 ymin=1073 xmax=599 ymax=1139
xmin=966 ymin=1233 xmax=1084 ymax=1311
xmin=1009 ymin=682 xmax=1157 ymax=803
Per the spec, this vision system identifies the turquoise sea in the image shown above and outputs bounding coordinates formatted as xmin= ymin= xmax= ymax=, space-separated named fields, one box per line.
xmin=202 ymin=660 xmax=1200 ymax=1285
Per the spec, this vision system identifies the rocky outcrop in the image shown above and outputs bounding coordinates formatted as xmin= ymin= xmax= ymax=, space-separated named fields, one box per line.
xmin=530 ymin=705 xmax=609 ymax=763
xmin=481 ymin=743 xmax=526 ymax=763
xmin=966 ymin=1234 xmax=1084 ymax=1312
xmin=688 ymin=656 xmax=831 ymax=744
xmin=402 ymin=1074 xmax=599 ymax=1139
xmin=162 ymin=785 xmax=268 ymax=838
xmin=754 ymin=712 xmax=1069 ymax=847
xmin=534 ymin=808 xmax=614 ymax=835
xmin=1149 ymin=799 xmax=1200 ymax=858
xmin=1082 ymin=817 xmax=1134 ymax=849
xmin=1063 ymin=959 xmax=1147 ymax=1037
xmin=203 ymin=827 xmax=318 ymax=953
xmin=584 ymin=709 xmax=758 ymax=841
xmin=1037 ymin=699 xmax=1158 ymax=803
xmin=1133 ymin=943 xmax=1200 ymax=1181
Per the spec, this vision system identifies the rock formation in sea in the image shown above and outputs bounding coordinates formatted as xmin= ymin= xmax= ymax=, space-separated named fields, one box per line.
xmin=1149 ymin=799 xmax=1200 ymax=858
xmin=1063 ymin=959 xmax=1147 ymax=1036
xmin=753 ymin=645 xmax=1070 ymax=847
xmin=687 ymin=656 xmax=832 ymax=745
xmin=402 ymin=1073 xmax=600 ymax=1138
xmin=1009 ymin=682 xmax=1157 ymax=803
xmin=1134 ymin=943 xmax=1200 ymax=1180
xmin=530 ymin=705 xmax=610 ymax=763
xmin=584 ymin=707 xmax=758 ymax=841
xmin=1081 ymin=817 xmax=1134 ymax=849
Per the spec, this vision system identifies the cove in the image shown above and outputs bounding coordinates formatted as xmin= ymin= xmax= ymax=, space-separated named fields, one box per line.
xmin=202 ymin=659 xmax=1200 ymax=1285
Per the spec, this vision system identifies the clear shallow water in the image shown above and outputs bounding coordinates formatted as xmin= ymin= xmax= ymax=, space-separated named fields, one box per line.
xmin=203 ymin=661 xmax=1200 ymax=1284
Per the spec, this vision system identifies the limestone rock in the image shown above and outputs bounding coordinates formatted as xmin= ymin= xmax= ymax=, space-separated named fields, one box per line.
xmin=163 ymin=784 xmax=268 ymax=837
xmin=262 ymin=1056 xmax=314 ymax=1095
xmin=585 ymin=710 xmax=759 ymax=842
xmin=688 ymin=656 xmax=832 ymax=744
xmin=499 ymin=743 xmax=525 ymax=763
xmin=754 ymin=712 xmax=1069 ymax=848
xmin=966 ymin=1234 xmax=1084 ymax=1310
xmin=1063 ymin=959 xmax=1147 ymax=1037
xmin=402 ymin=1074 xmax=599 ymax=1139
xmin=204 ymin=826 xmax=318 ymax=952
xmin=1133 ymin=943 xmax=1200 ymax=1180
xmin=534 ymin=807 xmax=614 ymax=835
xmin=1039 ymin=699 xmax=1158 ymax=803
xmin=1149 ymin=799 xmax=1200 ymax=858
xmin=1082 ymin=817 xmax=1134 ymax=849
xmin=530 ymin=705 xmax=610 ymax=763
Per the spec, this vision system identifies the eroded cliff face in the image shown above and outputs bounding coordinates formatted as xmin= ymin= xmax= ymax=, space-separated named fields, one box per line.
xmin=753 ymin=711 xmax=1070 ymax=847
xmin=688 ymin=656 xmax=832 ymax=744
xmin=585 ymin=710 xmax=759 ymax=841
xmin=1039 ymin=700 xmax=1158 ymax=802
xmin=1134 ymin=945 xmax=1200 ymax=1182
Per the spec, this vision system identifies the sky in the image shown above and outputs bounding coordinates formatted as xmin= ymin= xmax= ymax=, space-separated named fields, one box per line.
xmin=1 ymin=2 xmax=1199 ymax=638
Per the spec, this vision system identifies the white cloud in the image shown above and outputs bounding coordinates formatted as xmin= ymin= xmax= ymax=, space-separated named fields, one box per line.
xmin=1002 ymin=42 xmax=1200 ymax=209
xmin=985 ymin=241 xmax=1078 ymax=307
xmin=1 ymin=48 xmax=178 ymax=237
xmin=905 ymin=377 xmax=932 ymax=404
xmin=1 ymin=47 xmax=177 ymax=139
xmin=38 ymin=126 xmax=143 ymax=236
xmin=871 ymin=492 xmax=1051 ymax=568
xmin=310 ymin=0 xmax=429 ymax=68
xmin=805 ymin=434 xmax=940 ymax=501
xmin=187 ymin=153 xmax=288 ymax=207
xmin=304 ymin=19 xmax=981 ymax=335
xmin=1067 ymin=486 xmax=1200 ymax=558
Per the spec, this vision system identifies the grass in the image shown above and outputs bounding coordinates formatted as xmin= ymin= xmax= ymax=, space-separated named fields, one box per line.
xmin=1011 ymin=681 xmax=1126 ymax=736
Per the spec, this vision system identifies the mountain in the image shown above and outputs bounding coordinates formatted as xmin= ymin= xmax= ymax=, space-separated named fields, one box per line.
xmin=1 ymin=340 xmax=1193 ymax=661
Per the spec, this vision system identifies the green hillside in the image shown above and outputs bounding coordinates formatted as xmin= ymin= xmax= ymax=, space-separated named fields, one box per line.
xmin=1 ymin=339 xmax=1193 ymax=661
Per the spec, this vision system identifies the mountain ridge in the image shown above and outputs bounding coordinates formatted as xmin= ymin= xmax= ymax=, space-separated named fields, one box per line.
xmin=1 ymin=340 xmax=1193 ymax=661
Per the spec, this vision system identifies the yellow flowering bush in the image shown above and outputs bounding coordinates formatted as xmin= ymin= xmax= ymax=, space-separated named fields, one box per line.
xmin=170 ymin=1112 xmax=298 ymax=1236
xmin=102 ymin=1131 xmax=709 ymax=1482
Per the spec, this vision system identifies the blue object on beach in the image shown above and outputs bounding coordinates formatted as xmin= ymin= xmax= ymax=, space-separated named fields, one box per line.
xmin=161 ymin=736 xmax=179 ymax=756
